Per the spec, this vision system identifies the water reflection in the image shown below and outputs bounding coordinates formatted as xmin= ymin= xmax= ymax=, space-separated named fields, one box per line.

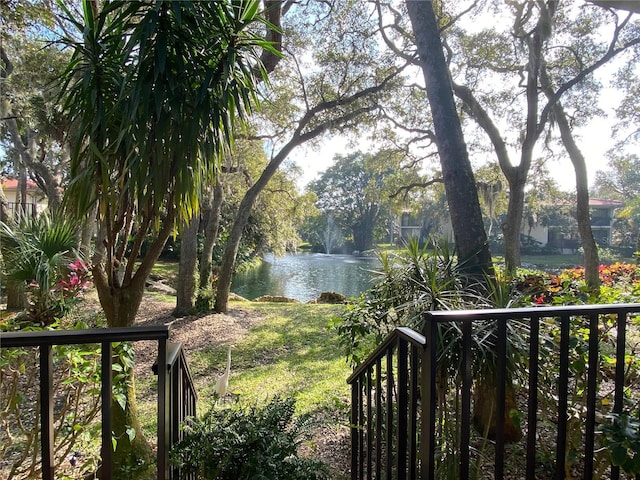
xmin=231 ymin=253 xmax=380 ymax=302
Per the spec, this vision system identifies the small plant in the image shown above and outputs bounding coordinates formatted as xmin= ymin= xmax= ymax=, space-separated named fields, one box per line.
xmin=195 ymin=287 xmax=215 ymax=312
xmin=171 ymin=396 xmax=330 ymax=480
xmin=0 ymin=320 xmax=102 ymax=479
xmin=599 ymin=412 xmax=640 ymax=475
xmin=1 ymin=213 xmax=91 ymax=325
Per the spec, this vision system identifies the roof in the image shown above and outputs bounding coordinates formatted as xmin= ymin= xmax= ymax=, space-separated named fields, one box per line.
xmin=1 ymin=178 xmax=39 ymax=190
xmin=589 ymin=198 xmax=625 ymax=208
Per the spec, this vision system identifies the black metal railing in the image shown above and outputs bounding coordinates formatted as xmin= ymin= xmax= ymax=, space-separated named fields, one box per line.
xmin=348 ymin=327 xmax=426 ymax=480
xmin=348 ymin=303 xmax=640 ymax=480
xmin=0 ymin=326 xmax=197 ymax=480
xmin=153 ymin=342 xmax=198 ymax=480
xmin=7 ymin=202 xmax=38 ymax=219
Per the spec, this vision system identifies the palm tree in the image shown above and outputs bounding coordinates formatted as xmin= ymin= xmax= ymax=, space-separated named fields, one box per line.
xmin=57 ymin=1 xmax=275 ymax=475
xmin=1 ymin=212 xmax=80 ymax=325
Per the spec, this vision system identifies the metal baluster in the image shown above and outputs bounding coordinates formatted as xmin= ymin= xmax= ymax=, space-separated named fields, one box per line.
xmin=526 ymin=315 xmax=541 ymax=479
xmin=40 ymin=345 xmax=54 ymax=480
xmin=100 ymin=342 xmax=113 ymax=480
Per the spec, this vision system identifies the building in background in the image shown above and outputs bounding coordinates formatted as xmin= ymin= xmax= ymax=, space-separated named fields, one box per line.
xmin=1 ymin=177 xmax=47 ymax=219
xmin=527 ymin=198 xmax=624 ymax=253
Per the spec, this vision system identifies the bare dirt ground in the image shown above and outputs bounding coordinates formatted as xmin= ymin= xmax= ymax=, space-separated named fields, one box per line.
xmin=132 ymin=295 xmax=351 ymax=479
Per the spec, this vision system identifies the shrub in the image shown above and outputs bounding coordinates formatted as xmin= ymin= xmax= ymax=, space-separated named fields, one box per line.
xmin=195 ymin=287 xmax=215 ymax=312
xmin=1 ymin=213 xmax=91 ymax=325
xmin=331 ymin=239 xmax=470 ymax=366
xmin=0 ymin=319 xmax=103 ymax=479
xmin=599 ymin=413 xmax=640 ymax=475
xmin=171 ymin=396 xmax=329 ymax=480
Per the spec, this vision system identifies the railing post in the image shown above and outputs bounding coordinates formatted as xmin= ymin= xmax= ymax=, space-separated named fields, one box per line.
xmin=409 ymin=344 xmax=420 ymax=480
xmin=366 ymin=368 xmax=373 ymax=479
xmin=39 ymin=345 xmax=54 ymax=480
xmin=555 ymin=314 xmax=571 ymax=479
xmin=421 ymin=314 xmax=437 ymax=480
xmin=375 ymin=359 xmax=382 ymax=480
xmin=385 ymin=349 xmax=393 ymax=480
xmin=101 ymin=341 xmax=113 ymax=480
xmin=526 ymin=315 xmax=541 ymax=479
xmin=584 ymin=313 xmax=600 ymax=479
xmin=351 ymin=380 xmax=360 ymax=480
xmin=495 ymin=318 xmax=507 ymax=480
xmin=612 ymin=310 xmax=629 ymax=480
xmin=460 ymin=321 xmax=472 ymax=480
xmin=158 ymin=336 xmax=169 ymax=480
xmin=397 ymin=339 xmax=408 ymax=480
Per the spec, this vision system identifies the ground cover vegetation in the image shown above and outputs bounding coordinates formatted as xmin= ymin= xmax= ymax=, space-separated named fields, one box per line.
xmin=170 ymin=397 xmax=331 ymax=480
xmin=2 ymin=242 xmax=640 ymax=478
xmin=332 ymin=242 xmax=640 ymax=478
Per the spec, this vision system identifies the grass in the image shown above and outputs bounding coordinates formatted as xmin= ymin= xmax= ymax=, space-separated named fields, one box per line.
xmin=502 ymin=254 xmax=586 ymax=269
xmin=189 ymin=303 xmax=351 ymax=416
xmin=220 ymin=304 xmax=346 ymax=413
xmin=134 ymin=300 xmax=353 ymax=477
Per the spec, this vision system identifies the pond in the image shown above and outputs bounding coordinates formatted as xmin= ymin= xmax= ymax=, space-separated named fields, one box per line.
xmin=231 ymin=252 xmax=380 ymax=302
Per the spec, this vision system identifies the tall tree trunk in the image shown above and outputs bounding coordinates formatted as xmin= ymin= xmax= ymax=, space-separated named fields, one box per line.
xmin=79 ymin=205 xmax=97 ymax=257
xmin=3 ymin=100 xmax=64 ymax=215
xmin=540 ymin=63 xmax=600 ymax=289
xmin=91 ymin=269 xmax=155 ymax=478
xmin=5 ymin=281 xmax=26 ymax=310
xmin=110 ymin=362 xmax=155 ymax=480
xmin=175 ymin=214 xmax=200 ymax=316
xmin=199 ymin=180 xmax=223 ymax=289
xmin=215 ymin=188 xmax=259 ymax=313
xmin=500 ymin=17 xmax=546 ymax=272
xmin=0 ymin=183 xmax=23 ymax=307
xmin=406 ymin=0 xmax=493 ymax=278
xmin=18 ymin=166 xmax=27 ymax=215
xmin=451 ymin=2 xmax=557 ymax=272
xmin=92 ymin=269 xmax=148 ymax=328
xmin=543 ymin=90 xmax=600 ymax=289
xmin=352 ymin=205 xmax=378 ymax=252
xmin=0 ymin=183 xmax=9 ymax=224
xmin=91 ymin=213 xmax=175 ymax=476
xmin=405 ymin=1 xmax=528 ymax=447
xmin=214 ymin=142 xmax=298 ymax=313
xmin=502 ymin=177 xmax=526 ymax=271
xmin=92 ymin=206 xmax=175 ymax=327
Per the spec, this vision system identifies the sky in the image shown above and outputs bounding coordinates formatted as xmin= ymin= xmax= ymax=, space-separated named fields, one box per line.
xmin=290 ymin=109 xmax=618 ymax=194
xmin=288 ymin=2 xmax=630 ymax=196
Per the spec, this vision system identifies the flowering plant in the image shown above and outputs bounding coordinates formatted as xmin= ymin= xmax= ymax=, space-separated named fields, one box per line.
xmin=24 ymin=258 xmax=93 ymax=325
xmin=52 ymin=259 xmax=93 ymax=314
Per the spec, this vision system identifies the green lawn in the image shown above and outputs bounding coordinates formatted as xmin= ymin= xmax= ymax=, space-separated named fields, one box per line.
xmin=502 ymin=254 xmax=586 ymax=270
xmin=137 ymin=301 xmax=353 ymax=477
xmin=192 ymin=303 xmax=351 ymax=416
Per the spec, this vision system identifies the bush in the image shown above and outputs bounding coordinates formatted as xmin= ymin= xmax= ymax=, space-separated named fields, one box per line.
xmin=195 ymin=287 xmax=215 ymax=312
xmin=0 ymin=319 xmax=103 ymax=479
xmin=599 ymin=413 xmax=640 ymax=475
xmin=171 ymin=396 xmax=329 ymax=480
xmin=1 ymin=213 xmax=92 ymax=325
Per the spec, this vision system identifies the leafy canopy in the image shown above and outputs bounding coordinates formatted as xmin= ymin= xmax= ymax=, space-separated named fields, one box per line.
xmin=59 ymin=0 xmax=278 ymax=224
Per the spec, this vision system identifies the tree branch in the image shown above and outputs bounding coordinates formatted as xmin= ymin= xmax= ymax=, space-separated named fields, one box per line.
xmin=259 ymin=1 xmax=284 ymax=76
xmin=0 ymin=43 xmax=13 ymax=79
xmin=389 ymin=177 xmax=443 ymax=201
xmin=537 ymin=11 xmax=640 ymax=136
xmin=452 ymin=82 xmax=514 ymax=177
